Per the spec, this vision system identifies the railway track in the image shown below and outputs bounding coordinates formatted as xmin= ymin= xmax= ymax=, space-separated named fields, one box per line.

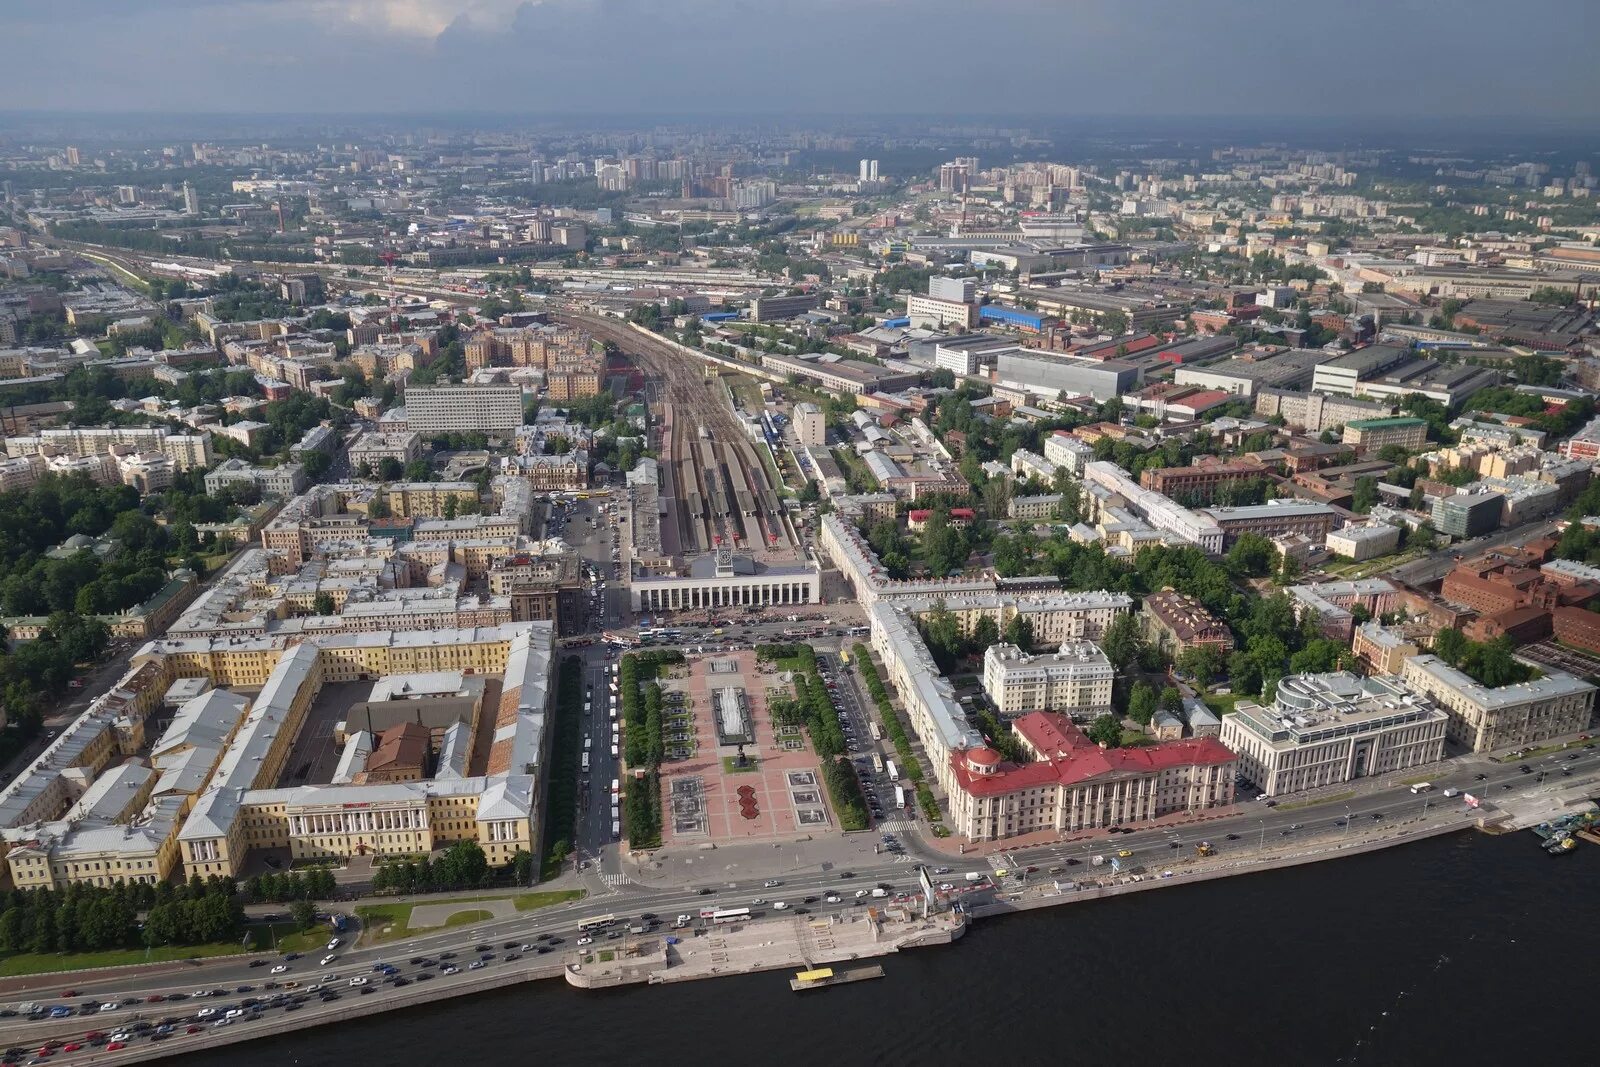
xmin=559 ymin=312 xmax=792 ymax=556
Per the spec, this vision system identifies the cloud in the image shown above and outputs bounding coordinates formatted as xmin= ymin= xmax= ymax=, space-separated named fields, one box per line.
xmin=0 ymin=0 xmax=1596 ymax=119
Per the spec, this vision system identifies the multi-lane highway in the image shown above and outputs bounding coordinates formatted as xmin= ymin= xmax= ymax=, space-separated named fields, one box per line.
xmin=4 ymin=717 xmax=1595 ymax=1062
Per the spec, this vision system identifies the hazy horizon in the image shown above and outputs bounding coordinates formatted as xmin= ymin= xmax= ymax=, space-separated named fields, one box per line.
xmin=6 ymin=0 xmax=1599 ymax=120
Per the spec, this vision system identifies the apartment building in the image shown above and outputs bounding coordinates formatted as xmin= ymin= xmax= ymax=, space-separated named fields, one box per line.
xmin=547 ymin=367 xmax=603 ymax=402
xmin=406 ymin=383 xmax=525 ymax=435
xmin=1141 ymin=589 xmax=1235 ymax=657
xmin=793 ymin=402 xmax=826 ymax=446
xmin=1343 ymin=416 xmax=1428 ymax=451
xmin=349 ymin=431 xmax=423 ymax=469
xmin=204 ymin=458 xmax=307 ymax=499
xmin=1043 ymin=431 xmax=1095 ymax=476
xmin=981 ymin=642 xmax=1114 ymax=717
xmin=1253 ymin=389 xmax=1391 ymax=434
xmin=1221 ymin=672 xmax=1447 ymax=796
xmin=1200 ymin=501 xmax=1339 ymax=549
xmin=1139 ymin=459 xmax=1270 ymax=504
xmin=1399 ymin=654 xmax=1596 ymax=753
xmin=945 ymin=712 xmax=1236 ymax=841
xmin=907 ymin=294 xmax=979 ymax=331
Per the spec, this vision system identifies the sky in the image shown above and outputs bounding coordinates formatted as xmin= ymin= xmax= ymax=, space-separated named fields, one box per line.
xmin=5 ymin=0 xmax=1599 ymax=119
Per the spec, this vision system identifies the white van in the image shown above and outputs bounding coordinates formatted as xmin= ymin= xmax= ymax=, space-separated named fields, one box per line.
xmin=581 ymin=753 xmax=590 ymax=773
xmin=1410 ymin=782 xmax=1434 ymax=794
xmin=611 ymin=820 xmax=621 ymax=840
xmin=1443 ymin=788 xmax=1460 ymax=798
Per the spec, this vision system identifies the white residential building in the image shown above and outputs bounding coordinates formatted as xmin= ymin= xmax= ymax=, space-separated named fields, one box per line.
xmin=981 ymin=642 xmax=1114 ymax=717
xmin=1399 ymin=654 xmax=1597 ymax=753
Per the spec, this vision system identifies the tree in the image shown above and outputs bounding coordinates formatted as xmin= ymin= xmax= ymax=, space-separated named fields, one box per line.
xmin=1001 ymin=614 xmax=1034 ymax=650
xmin=1176 ymin=644 xmax=1223 ymax=685
xmin=921 ymin=511 xmax=968 ymax=577
xmin=972 ymin=615 xmax=1000 ymax=651
xmin=1087 ymin=713 xmax=1122 ymax=748
xmin=377 ymin=457 xmax=404 ymax=482
xmin=1101 ymin=613 xmax=1144 ymax=673
xmin=1128 ymin=683 xmax=1158 ymax=726
xmin=290 ymin=898 xmax=317 ymax=932
xmin=1431 ymin=626 xmax=1468 ymax=666
xmin=1159 ymin=686 xmax=1184 ymax=715
xmin=980 ymin=477 xmax=1013 ymax=519
xmin=1351 ymin=476 xmax=1379 ymax=514
xmin=312 ymin=592 xmax=335 ymax=616
xmin=1055 ymin=473 xmax=1082 ymax=525
xmin=1226 ymin=532 xmax=1278 ymax=578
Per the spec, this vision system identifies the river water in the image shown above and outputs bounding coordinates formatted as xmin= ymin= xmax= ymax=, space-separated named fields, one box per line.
xmin=190 ymin=831 xmax=1595 ymax=1066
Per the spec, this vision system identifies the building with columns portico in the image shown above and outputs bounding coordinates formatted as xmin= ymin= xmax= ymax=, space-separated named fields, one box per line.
xmin=629 ymin=552 xmax=821 ymax=612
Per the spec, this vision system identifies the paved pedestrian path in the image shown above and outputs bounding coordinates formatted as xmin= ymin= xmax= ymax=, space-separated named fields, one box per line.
xmin=407 ymin=898 xmax=516 ymax=929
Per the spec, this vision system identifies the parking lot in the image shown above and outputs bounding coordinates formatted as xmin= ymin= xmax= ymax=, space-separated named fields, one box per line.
xmin=275 ymin=681 xmax=370 ymax=787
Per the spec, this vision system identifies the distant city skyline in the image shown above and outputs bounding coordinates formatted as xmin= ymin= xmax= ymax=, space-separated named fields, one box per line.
xmin=5 ymin=0 xmax=1599 ymax=118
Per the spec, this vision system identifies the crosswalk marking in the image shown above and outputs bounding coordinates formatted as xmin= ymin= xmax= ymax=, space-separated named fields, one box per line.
xmin=600 ymin=872 xmax=634 ymax=888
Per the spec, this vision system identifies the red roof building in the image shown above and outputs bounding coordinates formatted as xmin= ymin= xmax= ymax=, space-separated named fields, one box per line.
xmin=945 ymin=712 xmax=1237 ymax=841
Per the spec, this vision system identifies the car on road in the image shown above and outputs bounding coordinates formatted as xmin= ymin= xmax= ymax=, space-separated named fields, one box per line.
xmin=270 ymin=965 xmax=288 ymax=975
xmin=577 ymin=936 xmax=593 ymax=946
xmin=469 ymin=962 xmax=486 ymax=970
xmin=1117 ymin=849 xmax=1133 ymax=857
xmin=762 ymin=879 xmax=781 ymax=888
xmin=772 ymin=902 xmax=788 ymax=910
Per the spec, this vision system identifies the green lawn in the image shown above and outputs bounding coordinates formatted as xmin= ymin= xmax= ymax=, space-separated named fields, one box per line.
xmin=358 ymin=890 xmax=583 ymax=944
xmin=1119 ymin=729 xmax=1156 ymax=748
xmin=1203 ymin=692 xmax=1244 ymax=717
xmin=355 ymin=903 xmax=415 ymax=944
xmin=722 ymin=755 xmax=761 ymax=773
xmin=0 ymin=940 xmax=247 ymax=977
xmin=245 ymin=921 xmax=329 ymax=955
xmin=443 ymin=910 xmax=493 ymax=928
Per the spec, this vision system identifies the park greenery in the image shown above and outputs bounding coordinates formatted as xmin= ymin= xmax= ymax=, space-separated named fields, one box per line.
xmin=0 ymin=877 xmax=248 ymax=957
xmin=618 ymin=649 xmax=684 ymax=848
xmin=370 ymin=840 xmax=533 ymax=894
xmin=759 ymin=643 xmax=869 ymax=831
xmin=541 ymin=655 xmax=585 ymax=876
xmin=241 ymin=866 xmax=337 ymax=905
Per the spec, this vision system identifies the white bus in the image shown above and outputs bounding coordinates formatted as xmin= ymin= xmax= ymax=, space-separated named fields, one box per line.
xmin=578 ymin=913 xmax=616 ymax=932
xmin=869 ymin=721 xmax=883 ymax=741
xmin=894 ymin=784 xmax=907 ymax=810
xmin=702 ymin=907 xmax=751 ymax=925
xmin=581 ymin=752 xmax=590 ymax=772
xmin=886 ymin=759 xmax=900 ymax=783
